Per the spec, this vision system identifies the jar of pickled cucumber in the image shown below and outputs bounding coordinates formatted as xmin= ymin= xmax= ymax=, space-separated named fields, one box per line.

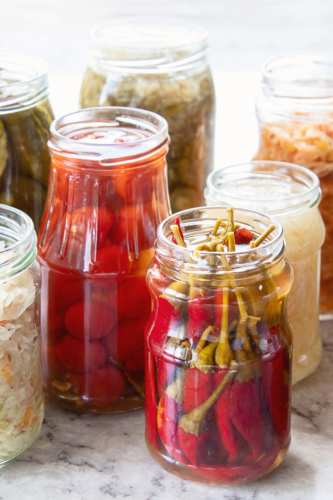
xmin=38 ymin=106 xmax=170 ymax=413
xmin=0 ymin=205 xmax=43 ymax=467
xmin=253 ymin=54 xmax=333 ymax=317
xmin=205 ymin=161 xmax=325 ymax=384
xmin=80 ymin=18 xmax=216 ymax=213
xmin=0 ymin=53 xmax=54 ymax=229
xmin=145 ymin=207 xmax=293 ymax=484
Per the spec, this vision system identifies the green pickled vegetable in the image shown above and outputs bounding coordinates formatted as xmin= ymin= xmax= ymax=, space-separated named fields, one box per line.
xmin=0 ymin=98 xmax=54 ymax=228
xmin=80 ymin=68 xmax=215 ymax=212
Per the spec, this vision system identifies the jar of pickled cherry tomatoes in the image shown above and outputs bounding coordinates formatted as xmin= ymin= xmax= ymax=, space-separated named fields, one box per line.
xmin=145 ymin=207 xmax=293 ymax=484
xmin=205 ymin=161 xmax=325 ymax=384
xmin=253 ymin=54 xmax=333 ymax=317
xmin=0 ymin=205 xmax=43 ymax=466
xmin=38 ymin=107 xmax=170 ymax=413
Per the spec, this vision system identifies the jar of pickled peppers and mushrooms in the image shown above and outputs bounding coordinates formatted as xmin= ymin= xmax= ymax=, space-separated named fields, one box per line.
xmin=0 ymin=205 xmax=43 ymax=467
xmin=0 ymin=53 xmax=54 ymax=229
xmin=37 ymin=107 xmax=170 ymax=413
xmin=205 ymin=161 xmax=325 ymax=384
xmin=79 ymin=18 xmax=216 ymax=213
xmin=254 ymin=53 xmax=333 ymax=317
xmin=145 ymin=207 xmax=293 ymax=484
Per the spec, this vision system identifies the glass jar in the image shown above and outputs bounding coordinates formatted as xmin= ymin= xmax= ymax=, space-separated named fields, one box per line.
xmin=205 ymin=161 xmax=325 ymax=384
xmin=253 ymin=53 xmax=333 ymax=317
xmin=80 ymin=18 xmax=216 ymax=213
xmin=0 ymin=205 xmax=43 ymax=467
xmin=0 ymin=53 xmax=54 ymax=229
xmin=38 ymin=107 xmax=170 ymax=413
xmin=145 ymin=207 xmax=293 ymax=484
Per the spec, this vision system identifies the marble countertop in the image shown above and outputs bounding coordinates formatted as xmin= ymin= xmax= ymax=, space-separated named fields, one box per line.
xmin=1 ymin=321 xmax=332 ymax=500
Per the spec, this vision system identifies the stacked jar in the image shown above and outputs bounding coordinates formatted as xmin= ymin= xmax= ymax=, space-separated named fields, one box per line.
xmin=79 ymin=18 xmax=216 ymax=213
xmin=205 ymin=161 xmax=325 ymax=383
xmin=253 ymin=54 xmax=333 ymax=317
xmin=145 ymin=207 xmax=293 ymax=484
xmin=38 ymin=107 xmax=170 ymax=413
xmin=0 ymin=53 xmax=54 ymax=229
xmin=0 ymin=205 xmax=43 ymax=466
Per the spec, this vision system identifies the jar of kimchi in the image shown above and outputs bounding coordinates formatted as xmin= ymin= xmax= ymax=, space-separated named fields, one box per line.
xmin=0 ymin=53 xmax=54 ymax=229
xmin=205 ymin=161 xmax=325 ymax=384
xmin=145 ymin=206 xmax=293 ymax=484
xmin=0 ymin=205 xmax=43 ymax=466
xmin=38 ymin=107 xmax=170 ymax=413
xmin=80 ymin=18 xmax=215 ymax=213
xmin=254 ymin=53 xmax=333 ymax=317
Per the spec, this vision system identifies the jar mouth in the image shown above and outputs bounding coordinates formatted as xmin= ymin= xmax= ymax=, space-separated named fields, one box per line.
xmin=0 ymin=205 xmax=36 ymax=279
xmin=205 ymin=161 xmax=320 ymax=217
xmin=156 ymin=206 xmax=284 ymax=279
xmin=0 ymin=52 xmax=49 ymax=113
xmin=262 ymin=53 xmax=333 ymax=100
xmin=89 ymin=17 xmax=209 ymax=74
xmin=48 ymin=106 xmax=169 ymax=163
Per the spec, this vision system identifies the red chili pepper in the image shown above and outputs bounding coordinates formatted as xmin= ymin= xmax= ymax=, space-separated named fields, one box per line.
xmin=145 ymin=348 xmax=159 ymax=450
xmin=261 ymin=324 xmax=289 ymax=441
xmin=177 ymin=363 xmax=237 ymax=466
xmin=227 ymin=321 xmax=265 ymax=462
xmin=234 ymin=227 xmax=253 ymax=245
xmin=157 ymin=337 xmax=190 ymax=397
xmin=171 ymin=217 xmax=184 ymax=245
xmin=157 ymin=371 xmax=189 ymax=464
xmin=187 ymin=286 xmax=215 ymax=343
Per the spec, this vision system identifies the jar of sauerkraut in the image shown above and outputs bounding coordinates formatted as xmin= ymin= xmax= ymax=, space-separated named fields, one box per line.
xmin=80 ymin=18 xmax=215 ymax=213
xmin=253 ymin=54 xmax=333 ymax=317
xmin=0 ymin=205 xmax=43 ymax=467
xmin=205 ymin=161 xmax=325 ymax=383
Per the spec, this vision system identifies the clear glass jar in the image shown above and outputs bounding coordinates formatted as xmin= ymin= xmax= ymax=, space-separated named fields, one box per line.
xmin=38 ymin=106 xmax=170 ymax=413
xmin=253 ymin=53 xmax=333 ymax=317
xmin=205 ymin=161 xmax=325 ymax=384
xmin=0 ymin=53 xmax=54 ymax=229
xmin=79 ymin=18 xmax=216 ymax=213
xmin=145 ymin=207 xmax=293 ymax=484
xmin=0 ymin=205 xmax=43 ymax=467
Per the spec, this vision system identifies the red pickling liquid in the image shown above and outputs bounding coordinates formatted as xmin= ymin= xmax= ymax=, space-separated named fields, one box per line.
xmin=38 ymin=122 xmax=170 ymax=413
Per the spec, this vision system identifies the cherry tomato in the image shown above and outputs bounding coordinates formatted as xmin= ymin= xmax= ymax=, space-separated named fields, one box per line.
xmin=116 ymin=275 xmax=151 ymax=318
xmin=91 ymin=244 xmax=132 ymax=282
xmin=69 ymin=364 xmax=126 ymax=406
xmin=55 ymin=168 xmax=107 ymax=210
xmin=114 ymin=172 xmax=152 ymax=205
xmin=65 ymin=301 xmax=116 ymax=341
xmin=124 ymin=347 xmax=144 ymax=372
xmin=56 ymin=335 xmax=107 ymax=373
xmin=67 ymin=206 xmax=114 ymax=255
xmin=41 ymin=344 xmax=67 ymax=379
xmin=53 ymin=278 xmax=91 ymax=312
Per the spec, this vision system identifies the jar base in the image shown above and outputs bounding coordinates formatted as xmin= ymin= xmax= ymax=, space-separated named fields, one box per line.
xmin=146 ymin=437 xmax=289 ymax=485
xmin=44 ymin=388 xmax=144 ymax=413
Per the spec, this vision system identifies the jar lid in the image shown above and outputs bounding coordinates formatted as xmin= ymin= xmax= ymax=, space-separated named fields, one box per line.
xmin=0 ymin=53 xmax=49 ymax=113
xmin=89 ymin=17 xmax=209 ymax=73
xmin=205 ymin=161 xmax=321 ymax=217
xmin=48 ymin=106 xmax=169 ymax=163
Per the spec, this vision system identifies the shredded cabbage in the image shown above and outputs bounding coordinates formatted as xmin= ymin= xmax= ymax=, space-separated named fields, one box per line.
xmin=0 ymin=267 xmax=43 ymax=464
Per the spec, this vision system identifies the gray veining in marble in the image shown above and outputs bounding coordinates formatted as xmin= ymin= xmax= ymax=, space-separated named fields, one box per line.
xmin=1 ymin=322 xmax=332 ymax=499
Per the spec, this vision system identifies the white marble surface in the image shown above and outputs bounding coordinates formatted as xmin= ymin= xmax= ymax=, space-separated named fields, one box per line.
xmin=1 ymin=321 xmax=332 ymax=500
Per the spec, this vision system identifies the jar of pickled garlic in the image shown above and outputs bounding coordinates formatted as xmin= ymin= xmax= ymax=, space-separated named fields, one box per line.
xmin=253 ymin=54 xmax=333 ymax=317
xmin=0 ymin=53 xmax=54 ymax=229
xmin=0 ymin=205 xmax=43 ymax=467
xmin=80 ymin=18 xmax=215 ymax=213
xmin=205 ymin=162 xmax=325 ymax=384
xmin=145 ymin=207 xmax=293 ymax=484
xmin=38 ymin=107 xmax=170 ymax=413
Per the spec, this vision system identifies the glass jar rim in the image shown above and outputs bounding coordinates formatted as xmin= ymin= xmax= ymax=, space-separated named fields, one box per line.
xmin=262 ymin=52 xmax=333 ymax=99
xmin=0 ymin=205 xmax=36 ymax=280
xmin=89 ymin=17 xmax=209 ymax=73
xmin=205 ymin=161 xmax=321 ymax=217
xmin=48 ymin=106 xmax=169 ymax=164
xmin=0 ymin=52 xmax=49 ymax=113
xmin=155 ymin=206 xmax=284 ymax=280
